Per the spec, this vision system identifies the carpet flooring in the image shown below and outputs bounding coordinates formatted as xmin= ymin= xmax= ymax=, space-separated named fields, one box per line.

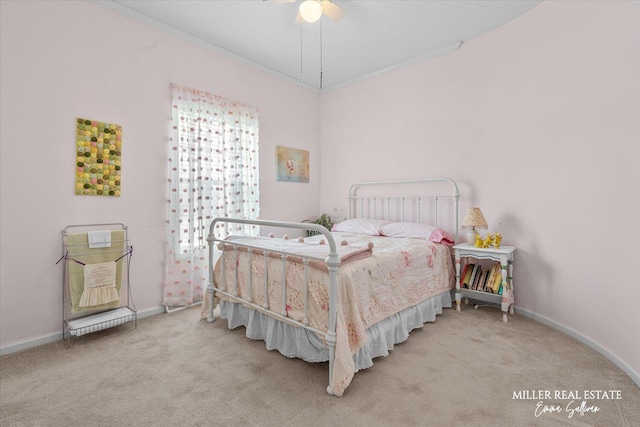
xmin=1 ymin=304 xmax=638 ymax=426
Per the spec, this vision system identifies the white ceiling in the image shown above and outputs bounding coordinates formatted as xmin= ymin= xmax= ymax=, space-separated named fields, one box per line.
xmin=96 ymin=0 xmax=542 ymax=92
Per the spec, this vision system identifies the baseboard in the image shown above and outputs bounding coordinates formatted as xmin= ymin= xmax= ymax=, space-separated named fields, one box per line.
xmin=0 ymin=306 xmax=165 ymax=356
xmin=164 ymin=301 xmax=202 ymax=314
xmin=515 ymin=307 xmax=640 ymax=388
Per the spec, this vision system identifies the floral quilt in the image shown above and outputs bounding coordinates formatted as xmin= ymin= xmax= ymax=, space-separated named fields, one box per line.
xmin=211 ymin=231 xmax=455 ymax=396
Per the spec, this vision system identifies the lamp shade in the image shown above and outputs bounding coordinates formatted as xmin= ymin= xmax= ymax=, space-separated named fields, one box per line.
xmin=461 ymin=207 xmax=488 ymax=229
xmin=299 ymin=0 xmax=323 ymax=23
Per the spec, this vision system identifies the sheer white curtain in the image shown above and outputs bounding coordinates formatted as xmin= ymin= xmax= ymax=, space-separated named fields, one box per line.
xmin=164 ymin=84 xmax=260 ymax=309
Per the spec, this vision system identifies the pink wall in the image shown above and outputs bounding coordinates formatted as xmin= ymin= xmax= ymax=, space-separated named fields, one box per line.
xmin=0 ymin=1 xmax=319 ymax=347
xmin=320 ymin=1 xmax=639 ymax=377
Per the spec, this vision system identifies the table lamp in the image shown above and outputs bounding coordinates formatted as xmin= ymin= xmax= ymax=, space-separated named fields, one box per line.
xmin=461 ymin=207 xmax=488 ymax=245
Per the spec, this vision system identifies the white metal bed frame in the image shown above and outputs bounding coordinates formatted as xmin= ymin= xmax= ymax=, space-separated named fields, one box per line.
xmin=205 ymin=178 xmax=460 ymax=395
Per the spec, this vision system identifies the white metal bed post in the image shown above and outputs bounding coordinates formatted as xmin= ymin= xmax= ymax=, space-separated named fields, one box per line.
xmin=324 ymin=249 xmax=340 ymax=396
xmin=206 ymin=228 xmax=217 ymax=323
xmin=452 ymin=185 xmax=460 ymax=244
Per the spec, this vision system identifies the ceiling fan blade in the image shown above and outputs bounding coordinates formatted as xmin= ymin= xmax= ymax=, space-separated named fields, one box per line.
xmin=321 ymin=1 xmax=345 ymax=23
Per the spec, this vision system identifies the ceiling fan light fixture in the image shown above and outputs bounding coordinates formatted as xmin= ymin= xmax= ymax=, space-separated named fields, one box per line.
xmin=299 ymin=0 xmax=323 ymax=23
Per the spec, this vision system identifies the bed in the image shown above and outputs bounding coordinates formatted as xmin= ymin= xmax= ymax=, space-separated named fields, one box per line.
xmin=204 ymin=178 xmax=461 ymax=396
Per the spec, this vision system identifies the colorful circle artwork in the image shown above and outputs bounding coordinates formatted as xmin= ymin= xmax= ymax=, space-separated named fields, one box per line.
xmin=75 ymin=117 xmax=122 ymax=196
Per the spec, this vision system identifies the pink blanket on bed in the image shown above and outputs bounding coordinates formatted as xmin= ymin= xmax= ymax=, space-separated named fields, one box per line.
xmin=212 ymin=232 xmax=455 ymax=396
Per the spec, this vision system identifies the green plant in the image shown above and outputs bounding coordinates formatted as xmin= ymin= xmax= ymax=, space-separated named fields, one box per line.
xmin=302 ymin=213 xmax=333 ymax=237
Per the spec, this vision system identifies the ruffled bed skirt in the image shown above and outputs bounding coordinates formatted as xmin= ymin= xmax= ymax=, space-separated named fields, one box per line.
xmin=219 ymin=289 xmax=452 ymax=371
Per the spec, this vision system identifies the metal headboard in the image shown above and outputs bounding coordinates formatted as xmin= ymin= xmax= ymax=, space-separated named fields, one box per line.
xmin=348 ymin=178 xmax=461 ymax=243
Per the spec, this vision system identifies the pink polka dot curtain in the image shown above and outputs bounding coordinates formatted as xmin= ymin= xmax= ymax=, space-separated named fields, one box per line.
xmin=164 ymin=84 xmax=260 ymax=309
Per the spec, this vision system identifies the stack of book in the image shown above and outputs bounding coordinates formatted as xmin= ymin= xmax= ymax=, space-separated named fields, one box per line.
xmin=460 ymin=263 xmax=503 ymax=294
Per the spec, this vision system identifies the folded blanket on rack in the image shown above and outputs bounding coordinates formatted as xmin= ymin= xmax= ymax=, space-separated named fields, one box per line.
xmin=88 ymin=230 xmax=112 ymax=248
xmin=79 ymin=261 xmax=119 ymax=307
xmin=66 ymin=230 xmax=125 ymax=314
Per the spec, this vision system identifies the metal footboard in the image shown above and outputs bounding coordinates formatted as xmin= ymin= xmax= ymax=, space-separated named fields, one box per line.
xmin=206 ymin=218 xmax=340 ymax=395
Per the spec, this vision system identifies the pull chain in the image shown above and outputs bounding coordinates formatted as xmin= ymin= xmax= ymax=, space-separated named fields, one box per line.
xmin=320 ymin=18 xmax=323 ymax=90
xmin=299 ymin=25 xmax=303 ymax=88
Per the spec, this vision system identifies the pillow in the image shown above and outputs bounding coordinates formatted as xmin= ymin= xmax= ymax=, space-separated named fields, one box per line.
xmin=331 ymin=218 xmax=391 ymax=236
xmin=379 ymin=222 xmax=455 ymax=246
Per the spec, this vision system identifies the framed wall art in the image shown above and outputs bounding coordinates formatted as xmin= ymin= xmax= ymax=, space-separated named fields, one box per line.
xmin=75 ymin=117 xmax=122 ymax=196
xmin=276 ymin=145 xmax=309 ymax=183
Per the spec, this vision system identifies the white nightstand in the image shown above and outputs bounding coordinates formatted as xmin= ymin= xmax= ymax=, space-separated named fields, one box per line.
xmin=453 ymin=243 xmax=516 ymax=322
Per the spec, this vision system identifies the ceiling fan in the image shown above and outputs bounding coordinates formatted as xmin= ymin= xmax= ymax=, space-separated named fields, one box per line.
xmin=265 ymin=0 xmax=346 ymax=24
